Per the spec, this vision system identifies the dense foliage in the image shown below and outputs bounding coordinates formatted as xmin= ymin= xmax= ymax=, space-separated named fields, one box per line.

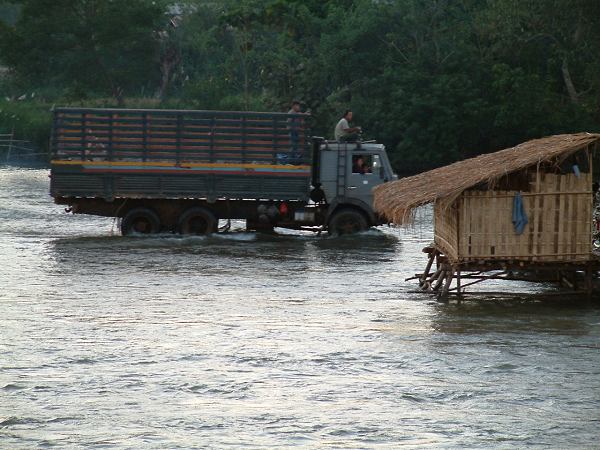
xmin=1 ymin=0 xmax=599 ymax=172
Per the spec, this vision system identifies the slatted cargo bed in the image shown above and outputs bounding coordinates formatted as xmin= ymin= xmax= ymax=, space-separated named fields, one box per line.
xmin=50 ymin=107 xmax=312 ymax=201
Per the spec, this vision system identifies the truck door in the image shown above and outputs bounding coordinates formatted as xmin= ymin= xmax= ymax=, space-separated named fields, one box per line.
xmin=347 ymin=153 xmax=386 ymax=204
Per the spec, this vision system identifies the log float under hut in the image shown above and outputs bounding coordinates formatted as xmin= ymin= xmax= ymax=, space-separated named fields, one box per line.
xmin=373 ymin=133 xmax=600 ymax=300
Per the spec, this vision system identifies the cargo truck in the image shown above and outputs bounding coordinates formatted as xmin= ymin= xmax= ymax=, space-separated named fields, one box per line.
xmin=49 ymin=107 xmax=396 ymax=235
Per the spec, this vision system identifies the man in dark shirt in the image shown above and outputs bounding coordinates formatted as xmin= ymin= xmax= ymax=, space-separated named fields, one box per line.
xmin=288 ymin=100 xmax=302 ymax=157
xmin=286 ymin=100 xmax=304 ymax=163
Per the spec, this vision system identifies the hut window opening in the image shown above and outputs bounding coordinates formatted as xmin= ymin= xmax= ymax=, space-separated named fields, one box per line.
xmin=558 ymin=149 xmax=590 ymax=176
xmin=494 ymin=170 xmax=532 ymax=192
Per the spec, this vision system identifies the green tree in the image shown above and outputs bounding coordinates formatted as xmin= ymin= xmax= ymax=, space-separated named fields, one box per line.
xmin=1 ymin=0 xmax=599 ymax=168
xmin=0 ymin=2 xmax=21 ymax=26
xmin=0 ymin=0 xmax=165 ymax=104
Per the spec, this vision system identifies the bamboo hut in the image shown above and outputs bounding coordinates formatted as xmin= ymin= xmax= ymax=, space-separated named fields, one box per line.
xmin=374 ymin=133 xmax=600 ymax=299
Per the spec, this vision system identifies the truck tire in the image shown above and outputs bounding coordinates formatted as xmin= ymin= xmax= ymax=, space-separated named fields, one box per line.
xmin=177 ymin=207 xmax=217 ymax=235
xmin=121 ymin=207 xmax=161 ymax=235
xmin=328 ymin=208 xmax=369 ymax=235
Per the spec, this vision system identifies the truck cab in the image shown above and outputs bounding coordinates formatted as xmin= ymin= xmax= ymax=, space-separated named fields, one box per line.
xmin=311 ymin=140 xmax=397 ymax=234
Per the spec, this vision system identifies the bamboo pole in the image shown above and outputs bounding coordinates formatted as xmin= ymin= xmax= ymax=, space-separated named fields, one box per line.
xmin=439 ymin=270 xmax=454 ymax=300
xmin=419 ymin=251 xmax=436 ymax=287
xmin=432 ymin=269 xmax=447 ymax=291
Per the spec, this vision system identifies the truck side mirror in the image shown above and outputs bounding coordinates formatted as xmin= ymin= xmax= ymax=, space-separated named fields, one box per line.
xmin=379 ymin=165 xmax=385 ymax=179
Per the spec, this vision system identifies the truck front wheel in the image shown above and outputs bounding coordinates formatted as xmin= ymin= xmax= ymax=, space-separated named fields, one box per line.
xmin=121 ymin=207 xmax=161 ymax=235
xmin=328 ymin=208 xmax=369 ymax=235
xmin=177 ymin=207 xmax=217 ymax=235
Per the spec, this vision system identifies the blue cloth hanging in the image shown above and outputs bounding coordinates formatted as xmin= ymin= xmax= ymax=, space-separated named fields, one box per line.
xmin=512 ymin=192 xmax=528 ymax=235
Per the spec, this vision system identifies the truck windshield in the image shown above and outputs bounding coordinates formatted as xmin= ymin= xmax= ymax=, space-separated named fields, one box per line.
xmin=370 ymin=154 xmax=386 ymax=179
xmin=372 ymin=154 xmax=381 ymax=173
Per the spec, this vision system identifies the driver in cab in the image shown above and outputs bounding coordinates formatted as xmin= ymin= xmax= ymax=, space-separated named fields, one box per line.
xmin=352 ymin=155 xmax=371 ymax=174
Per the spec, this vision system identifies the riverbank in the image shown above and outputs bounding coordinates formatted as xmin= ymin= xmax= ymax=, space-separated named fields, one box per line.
xmin=0 ymin=98 xmax=167 ymax=159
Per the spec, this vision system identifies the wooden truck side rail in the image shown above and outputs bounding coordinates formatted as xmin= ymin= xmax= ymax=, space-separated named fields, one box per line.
xmin=50 ymin=108 xmax=313 ymax=201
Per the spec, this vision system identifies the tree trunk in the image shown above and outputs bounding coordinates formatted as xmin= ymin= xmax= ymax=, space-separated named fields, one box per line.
xmin=113 ymin=86 xmax=124 ymax=107
xmin=159 ymin=60 xmax=172 ymax=101
xmin=561 ymin=57 xmax=579 ymax=104
xmin=159 ymin=47 xmax=180 ymax=101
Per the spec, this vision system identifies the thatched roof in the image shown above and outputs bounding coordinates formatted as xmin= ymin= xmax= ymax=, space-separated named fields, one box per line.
xmin=374 ymin=132 xmax=600 ymax=224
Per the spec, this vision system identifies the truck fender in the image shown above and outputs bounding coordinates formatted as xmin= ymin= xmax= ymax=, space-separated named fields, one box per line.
xmin=326 ymin=198 xmax=375 ymax=225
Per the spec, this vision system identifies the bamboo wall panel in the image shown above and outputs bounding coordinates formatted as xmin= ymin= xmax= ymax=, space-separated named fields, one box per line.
xmin=434 ymin=198 xmax=459 ymax=260
xmin=452 ymin=167 xmax=592 ymax=262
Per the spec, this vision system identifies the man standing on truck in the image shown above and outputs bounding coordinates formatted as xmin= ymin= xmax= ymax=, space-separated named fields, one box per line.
xmin=334 ymin=110 xmax=361 ymax=142
xmin=288 ymin=99 xmax=302 ymax=115
xmin=284 ymin=100 xmax=304 ymax=163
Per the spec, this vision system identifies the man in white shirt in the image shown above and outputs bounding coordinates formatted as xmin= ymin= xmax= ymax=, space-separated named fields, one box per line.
xmin=334 ymin=110 xmax=361 ymax=141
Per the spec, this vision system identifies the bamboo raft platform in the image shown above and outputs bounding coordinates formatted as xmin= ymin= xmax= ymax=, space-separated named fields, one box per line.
xmin=373 ymin=133 xmax=600 ymax=301
xmin=407 ymin=245 xmax=600 ymax=301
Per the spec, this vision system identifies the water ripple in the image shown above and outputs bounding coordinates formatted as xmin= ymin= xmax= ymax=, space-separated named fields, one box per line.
xmin=1 ymin=166 xmax=599 ymax=448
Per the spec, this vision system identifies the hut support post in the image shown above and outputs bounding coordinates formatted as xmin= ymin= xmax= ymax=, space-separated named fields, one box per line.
xmin=432 ymin=269 xmax=446 ymax=292
xmin=419 ymin=250 xmax=436 ymax=288
xmin=585 ymin=264 xmax=593 ymax=300
xmin=426 ymin=268 xmax=443 ymax=291
xmin=438 ymin=268 xmax=454 ymax=301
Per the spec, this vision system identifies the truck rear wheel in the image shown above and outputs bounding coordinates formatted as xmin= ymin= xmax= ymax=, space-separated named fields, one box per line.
xmin=177 ymin=207 xmax=217 ymax=235
xmin=121 ymin=207 xmax=161 ymax=235
xmin=328 ymin=208 xmax=369 ymax=235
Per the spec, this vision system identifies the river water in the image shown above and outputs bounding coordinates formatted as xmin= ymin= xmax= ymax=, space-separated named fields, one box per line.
xmin=1 ymin=166 xmax=599 ymax=448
